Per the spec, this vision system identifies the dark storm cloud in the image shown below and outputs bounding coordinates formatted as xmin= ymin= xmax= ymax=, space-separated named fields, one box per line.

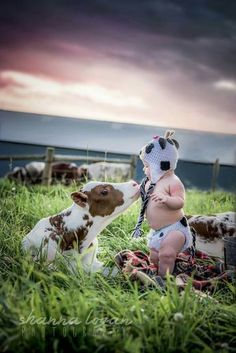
xmin=1 ymin=0 xmax=236 ymax=37
xmin=76 ymin=0 xmax=236 ymax=39
xmin=1 ymin=0 xmax=236 ymax=81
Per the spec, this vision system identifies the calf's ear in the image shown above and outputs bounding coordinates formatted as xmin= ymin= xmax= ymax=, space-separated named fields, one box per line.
xmin=71 ymin=191 xmax=88 ymax=207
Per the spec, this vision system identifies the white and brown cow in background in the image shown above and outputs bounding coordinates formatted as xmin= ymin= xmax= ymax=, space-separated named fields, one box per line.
xmin=51 ymin=162 xmax=89 ymax=185
xmin=187 ymin=212 xmax=236 ymax=257
xmin=80 ymin=162 xmax=131 ymax=181
xmin=6 ymin=162 xmax=45 ymax=184
xmin=22 ymin=180 xmax=140 ymax=272
xmin=6 ymin=161 xmax=89 ymax=185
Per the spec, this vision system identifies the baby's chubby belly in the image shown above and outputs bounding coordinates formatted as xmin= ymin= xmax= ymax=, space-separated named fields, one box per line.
xmin=146 ymin=202 xmax=184 ymax=230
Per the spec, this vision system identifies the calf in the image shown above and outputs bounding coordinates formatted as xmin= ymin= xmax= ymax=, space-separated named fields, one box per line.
xmin=187 ymin=212 xmax=236 ymax=257
xmin=80 ymin=162 xmax=131 ymax=181
xmin=22 ymin=180 xmax=140 ymax=272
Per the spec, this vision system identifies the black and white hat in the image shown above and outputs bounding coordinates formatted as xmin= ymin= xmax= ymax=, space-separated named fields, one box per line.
xmin=140 ymin=130 xmax=179 ymax=183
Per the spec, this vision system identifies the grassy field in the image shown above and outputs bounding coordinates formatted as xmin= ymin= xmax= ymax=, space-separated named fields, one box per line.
xmin=0 ymin=179 xmax=235 ymax=353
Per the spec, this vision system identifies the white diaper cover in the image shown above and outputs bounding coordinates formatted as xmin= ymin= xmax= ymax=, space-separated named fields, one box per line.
xmin=147 ymin=216 xmax=193 ymax=252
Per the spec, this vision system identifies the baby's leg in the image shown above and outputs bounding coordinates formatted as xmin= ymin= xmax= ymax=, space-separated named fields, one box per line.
xmin=158 ymin=231 xmax=185 ymax=278
xmin=149 ymin=248 xmax=159 ymax=266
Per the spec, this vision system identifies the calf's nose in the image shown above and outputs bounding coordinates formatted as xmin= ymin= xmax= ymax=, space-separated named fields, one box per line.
xmin=131 ymin=180 xmax=138 ymax=186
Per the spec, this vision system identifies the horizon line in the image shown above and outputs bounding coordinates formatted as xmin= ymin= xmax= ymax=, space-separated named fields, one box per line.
xmin=0 ymin=108 xmax=235 ymax=137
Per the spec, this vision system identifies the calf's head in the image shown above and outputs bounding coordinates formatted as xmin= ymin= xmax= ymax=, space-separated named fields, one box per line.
xmin=71 ymin=180 xmax=140 ymax=218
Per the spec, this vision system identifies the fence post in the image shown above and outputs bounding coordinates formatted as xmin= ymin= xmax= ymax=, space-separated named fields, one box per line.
xmin=42 ymin=147 xmax=55 ymax=186
xmin=211 ymin=158 xmax=220 ymax=192
xmin=130 ymin=155 xmax=137 ymax=179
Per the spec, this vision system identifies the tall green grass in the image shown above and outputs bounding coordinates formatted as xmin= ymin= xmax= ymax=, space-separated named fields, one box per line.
xmin=0 ymin=180 xmax=235 ymax=353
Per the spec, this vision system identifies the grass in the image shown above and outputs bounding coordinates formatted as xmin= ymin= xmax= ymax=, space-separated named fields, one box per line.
xmin=0 ymin=179 xmax=235 ymax=353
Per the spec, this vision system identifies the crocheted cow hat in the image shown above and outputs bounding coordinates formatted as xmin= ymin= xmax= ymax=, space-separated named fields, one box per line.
xmin=140 ymin=130 xmax=179 ymax=183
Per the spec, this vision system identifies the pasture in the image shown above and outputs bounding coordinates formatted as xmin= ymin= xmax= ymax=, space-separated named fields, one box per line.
xmin=0 ymin=179 xmax=235 ymax=353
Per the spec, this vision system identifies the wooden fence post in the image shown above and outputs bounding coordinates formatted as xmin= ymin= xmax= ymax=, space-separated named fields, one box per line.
xmin=42 ymin=147 xmax=55 ymax=186
xmin=130 ymin=155 xmax=138 ymax=179
xmin=211 ymin=158 xmax=220 ymax=192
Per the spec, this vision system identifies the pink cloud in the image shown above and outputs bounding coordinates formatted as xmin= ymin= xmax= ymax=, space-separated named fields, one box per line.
xmin=0 ymin=23 xmax=235 ymax=135
xmin=0 ymin=68 xmax=235 ymax=134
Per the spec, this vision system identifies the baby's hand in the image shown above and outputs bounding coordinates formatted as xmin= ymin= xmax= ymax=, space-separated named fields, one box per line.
xmin=150 ymin=192 xmax=168 ymax=204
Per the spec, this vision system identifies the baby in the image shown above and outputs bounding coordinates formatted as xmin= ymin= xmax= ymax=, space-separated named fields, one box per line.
xmin=132 ymin=130 xmax=192 ymax=278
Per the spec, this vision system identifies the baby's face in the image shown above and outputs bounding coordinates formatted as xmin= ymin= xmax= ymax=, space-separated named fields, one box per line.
xmin=143 ymin=162 xmax=151 ymax=180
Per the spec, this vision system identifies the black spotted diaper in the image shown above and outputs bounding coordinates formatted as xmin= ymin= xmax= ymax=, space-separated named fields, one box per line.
xmin=147 ymin=217 xmax=192 ymax=252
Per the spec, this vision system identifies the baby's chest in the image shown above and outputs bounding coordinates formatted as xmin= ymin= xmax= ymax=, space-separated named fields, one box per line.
xmin=145 ymin=181 xmax=170 ymax=195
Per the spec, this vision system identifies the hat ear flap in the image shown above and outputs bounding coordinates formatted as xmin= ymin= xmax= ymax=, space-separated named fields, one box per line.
xmin=149 ymin=165 xmax=158 ymax=183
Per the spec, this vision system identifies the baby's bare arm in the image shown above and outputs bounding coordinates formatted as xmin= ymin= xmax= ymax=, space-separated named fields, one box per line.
xmin=165 ymin=179 xmax=185 ymax=210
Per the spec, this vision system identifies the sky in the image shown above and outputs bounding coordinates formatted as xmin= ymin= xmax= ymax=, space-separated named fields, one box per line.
xmin=0 ymin=0 xmax=236 ymax=134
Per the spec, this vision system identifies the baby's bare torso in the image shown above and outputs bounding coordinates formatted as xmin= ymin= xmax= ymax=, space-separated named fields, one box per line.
xmin=145 ymin=173 xmax=184 ymax=230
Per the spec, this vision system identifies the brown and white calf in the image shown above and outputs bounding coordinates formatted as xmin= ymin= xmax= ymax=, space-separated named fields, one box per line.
xmin=187 ymin=212 xmax=236 ymax=257
xmin=22 ymin=180 xmax=140 ymax=272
